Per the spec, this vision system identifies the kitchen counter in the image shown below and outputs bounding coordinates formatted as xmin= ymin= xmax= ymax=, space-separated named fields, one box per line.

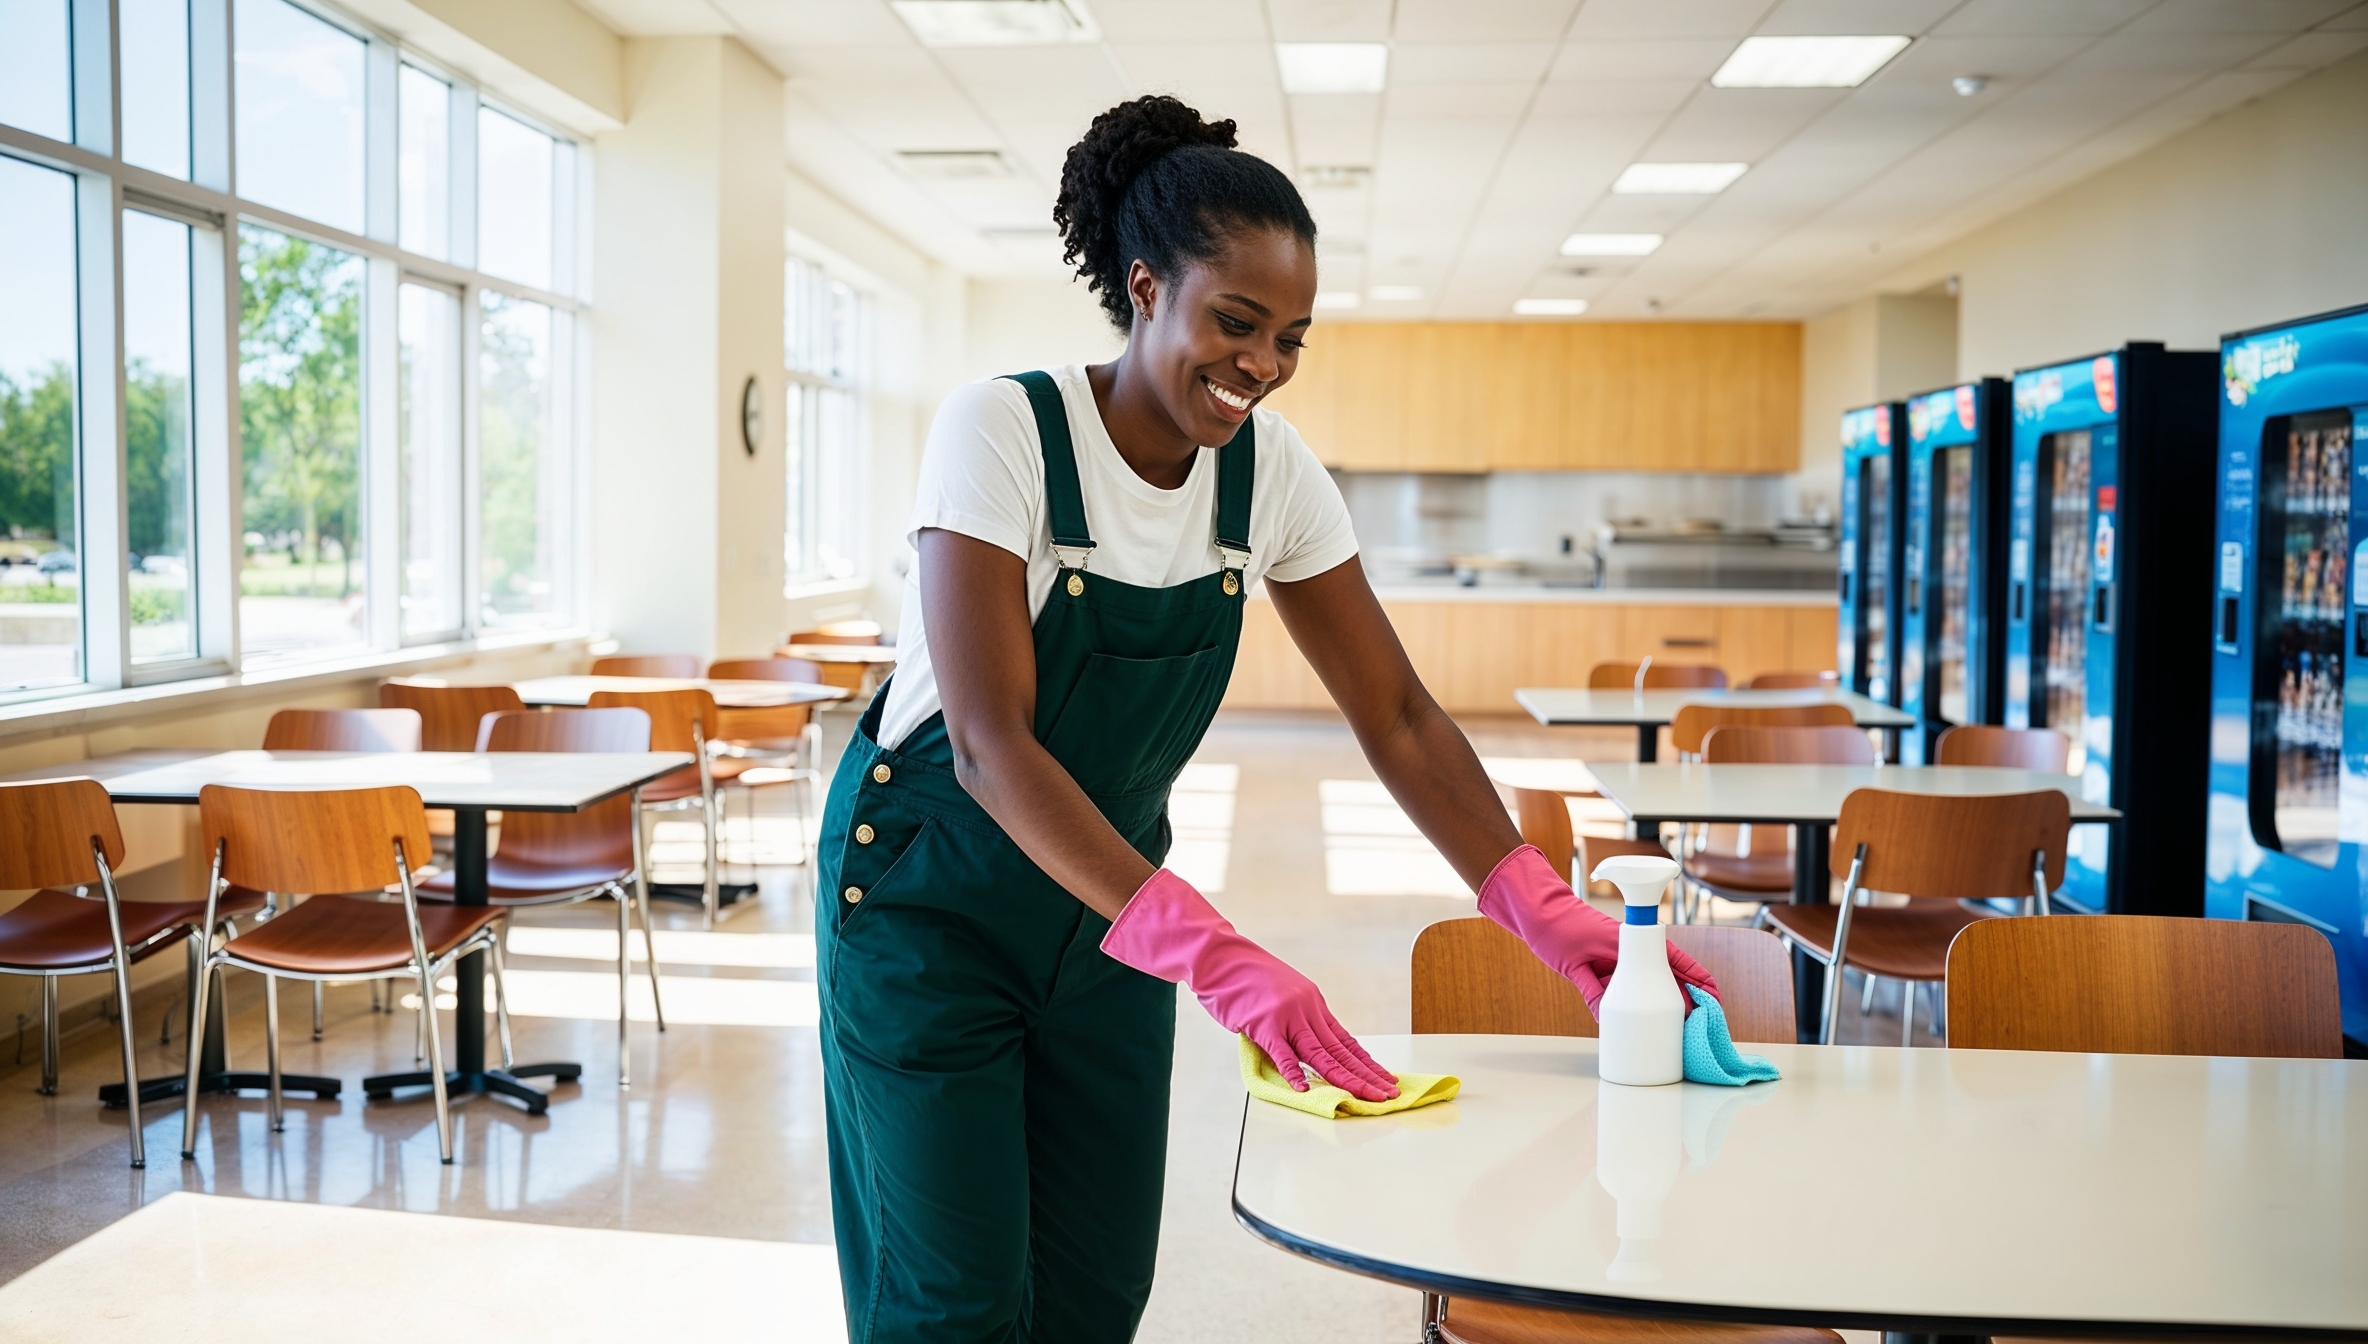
xmin=1352 ymin=584 xmax=1836 ymax=607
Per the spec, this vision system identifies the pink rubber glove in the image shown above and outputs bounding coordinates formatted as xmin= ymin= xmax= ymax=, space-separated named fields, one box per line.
xmin=1478 ymin=845 xmax=1719 ymax=1017
xmin=1103 ymin=869 xmax=1399 ymax=1101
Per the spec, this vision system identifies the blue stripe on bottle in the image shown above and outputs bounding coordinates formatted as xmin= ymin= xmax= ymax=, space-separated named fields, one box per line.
xmin=1623 ymin=905 xmax=1658 ymax=925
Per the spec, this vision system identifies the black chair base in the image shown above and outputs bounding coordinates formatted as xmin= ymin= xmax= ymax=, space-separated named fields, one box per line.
xmin=98 ymin=1069 xmax=341 ymax=1108
xmin=362 ymin=1062 xmax=582 ymax=1116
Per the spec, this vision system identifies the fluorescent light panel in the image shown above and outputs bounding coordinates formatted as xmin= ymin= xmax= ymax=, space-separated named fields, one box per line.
xmin=1613 ymin=161 xmax=1747 ymax=194
xmin=1514 ymin=298 xmax=1589 ymax=316
xmin=1276 ymin=43 xmax=1388 ymax=94
xmin=1560 ymin=233 xmax=1662 ymax=257
xmin=1711 ymin=35 xmax=1909 ymax=88
xmin=891 ymin=0 xmax=1098 ymax=47
xmin=1313 ymin=291 xmax=1362 ymax=310
xmin=1369 ymin=284 xmax=1423 ymax=302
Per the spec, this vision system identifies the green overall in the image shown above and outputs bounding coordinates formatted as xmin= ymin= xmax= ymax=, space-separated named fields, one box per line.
xmin=815 ymin=370 xmax=1254 ymax=1343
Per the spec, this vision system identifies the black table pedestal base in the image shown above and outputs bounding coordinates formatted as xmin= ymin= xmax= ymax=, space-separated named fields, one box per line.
xmin=1635 ymin=724 xmax=1658 ymax=763
xmin=362 ymin=1062 xmax=580 ymax=1116
xmin=99 ymin=1070 xmax=341 ymax=1108
xmin=1790 ymin=819 xmax=1833 ymax=1044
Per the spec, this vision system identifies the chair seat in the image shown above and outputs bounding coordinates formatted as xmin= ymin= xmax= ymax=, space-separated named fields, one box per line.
xmin=220 ymin=894 xmax=503 ymax=976
xmin=1763 ymin=899 xmax=1994 ymax=982
xmin=1685 ymin=846 xmax=1795 ymax=895
xmin=640 ymin=764 xmax=706 ymax=802
xmin=418 ymin=856 xmax=632 ymax=905
xmin=0 ymin=887 xmax=267 ymax=971
xmin=1441 ymin=1296 xmax=1841 ymax=1344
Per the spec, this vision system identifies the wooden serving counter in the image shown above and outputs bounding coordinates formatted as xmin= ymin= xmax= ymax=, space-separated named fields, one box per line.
xmin=1224 ymin=591 xmax=1838 ymax=715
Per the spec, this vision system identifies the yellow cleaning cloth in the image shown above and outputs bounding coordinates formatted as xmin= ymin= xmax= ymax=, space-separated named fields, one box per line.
xmin=1238 ymin=1036 xmax=1461 ymax=1119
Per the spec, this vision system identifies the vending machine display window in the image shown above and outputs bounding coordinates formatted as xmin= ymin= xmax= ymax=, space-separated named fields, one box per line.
xmin=1936 ymin=446 xmax=1974 ymax=726
xmin=2248 ymin=409 xmax=2352 ymax=870
xmin=1859 ymin=452 xmax=1894 ymax=699
xmin=2036 ymin=430 xmax=2095 ymax=770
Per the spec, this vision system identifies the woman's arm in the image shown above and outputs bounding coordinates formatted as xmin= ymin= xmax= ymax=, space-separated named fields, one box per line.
xmin=920 ymin=527 xmax=1155 ymax=920
xmin=1264 ymin=558 xmax=1524 ymax=886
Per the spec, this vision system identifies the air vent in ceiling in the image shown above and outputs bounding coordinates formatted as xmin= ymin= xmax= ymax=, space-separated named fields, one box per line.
xmin=896 ymin=149 xmax=1014 ymax=179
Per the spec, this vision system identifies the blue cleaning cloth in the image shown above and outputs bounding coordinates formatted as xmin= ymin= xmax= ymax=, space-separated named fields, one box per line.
xmin=1683 ymin=986 xmax=1781 ymax=1086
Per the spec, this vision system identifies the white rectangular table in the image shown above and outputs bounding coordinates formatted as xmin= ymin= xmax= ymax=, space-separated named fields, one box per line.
xmin=1588 ymin=763 xmax=2122 ymax=1040
xmin=1233 ymin=1034 xmax=2368 ymax=1339
xmin=507 ymin=675 xmax=846 ymax=708
xmin=1514 ymin=687 xmax=1916 ymax=762
xmin=0 ymin=749 xmax=690 ymax=1116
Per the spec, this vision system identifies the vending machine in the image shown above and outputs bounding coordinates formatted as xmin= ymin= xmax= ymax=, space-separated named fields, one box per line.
xmin=1837 ymin=403 xmax=1906 ymax=704
xmin=2002 ymin=343 xmax=2217 ymax=915
xmin=1899 ymin=379 xmax=2012 ymax=764
xmin=2205 ymin=302 xmax=2368 ymax=1045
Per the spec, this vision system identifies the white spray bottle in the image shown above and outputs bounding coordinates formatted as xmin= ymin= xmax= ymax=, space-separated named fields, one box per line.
xmin=1589 ymin=854 xmax=1685 ymax=1087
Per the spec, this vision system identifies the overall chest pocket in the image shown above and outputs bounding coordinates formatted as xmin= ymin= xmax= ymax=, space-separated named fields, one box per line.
xmin=1039 ymin=644 xmax=1230 ymax=797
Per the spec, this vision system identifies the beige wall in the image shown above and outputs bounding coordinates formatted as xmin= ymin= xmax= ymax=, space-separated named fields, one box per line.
xmin=963 ymin=278 xmax=1124 ymax=384
xmin=1794 ymin=292 xmax=1957 ymax=515
xmin=713 ymin=41 xmax=789 ymax=660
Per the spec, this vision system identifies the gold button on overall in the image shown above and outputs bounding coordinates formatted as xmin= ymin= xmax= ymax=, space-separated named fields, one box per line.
xmin=854 ymin=824 xmax=875 ymax=844
xmin=871 ymin=764 xmax=892 ymax=784
xmin=1066 ymin=573 xmax=1085 ymax=597
xmin=844 ymin=886 xmax=863 ymax=903
xmin=1222 ymin=571 xmax=1240 ymax=596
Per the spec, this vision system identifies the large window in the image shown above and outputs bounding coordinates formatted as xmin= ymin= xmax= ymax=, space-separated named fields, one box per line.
xmin=0 ymin=0 xmax=588 ymax=702
xmin=784 ymin=257 xmax=868 ymax=586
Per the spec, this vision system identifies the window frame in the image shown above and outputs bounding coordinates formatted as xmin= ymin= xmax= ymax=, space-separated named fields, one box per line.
xmin=783 ymin=255 xmax=871 ymax=593
xmin=0 ymin=0 xmax=591 ymax=705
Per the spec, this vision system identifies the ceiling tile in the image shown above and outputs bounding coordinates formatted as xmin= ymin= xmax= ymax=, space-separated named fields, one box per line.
xmin=1393 ymin=0 xmax=1584 ymax=42
xmin=1267 ymin=0 xmax=1394 ymax=42
xmin=1637 ymin=86 xmax=1847 ymax=160
xmin=1391 ymin=42 xmax=1560 ymax=82
xmin=574 ymin=0 xmax=733 ymax=36
xmin=1528 ymin=78 xmax=1699 ymax=115
xmin=2242 ymin=28 xmax=2368 ymax=66
xmin=1566 ymin=0 xmax=1773 ymax=39
xmin=1108 ymin=40 xmax=1275 ymax=89
xmin=1291 ymin=93 xmax=1384 ymax=163
xmin=2323 ymin=3 xmax=2368 ymax=29
xmin=933 ymin=44 xmax=1131 ymax=87
xmin=795 ymin=78 xmax=1002 ymax=146
xmin=1384 ymin=81 xmax=1540 ymax=118
xmin=1546 ymin=37 xmax=1734 ymax=81
xmin=1929 ymin=0 xmax=2153 ymax=37
xmin=2122 ymin=0 xmax=2358 ymax=34
xmin=1090 ymin=0 xmax=1271 ymax=42
xmin=2068 ymin=27 xmax=2288 ymax=71
xmin=772 ymin=43 xmax=940 ymax=81
xmin=1755 ymin=0 xmax=1959 ymax=36
xmin=720 ymin=0 xmax=913 ymax=45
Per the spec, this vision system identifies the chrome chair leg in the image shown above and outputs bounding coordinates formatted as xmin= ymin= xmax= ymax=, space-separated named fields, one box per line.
xmin=38 ymin=975 xmax=58 ymax=1095
xmin=702 ymin=790 xmax=721 ymax=931
xmin=179 ymin=955 xmax=215 ymax=1160
xmin=1901 ymin=976 xmax=1916 ymax=1048
xmin=107 ymin=956 xmax=145 ymax=1168
xmin=312 ymin=980 xmax=325 ymax=1040
xmin=1421 ymin=1291 xmax=1449 ymax=1343
xmin=417 ymin=957 xmax=454 ymax=1165
xmin=1861 ymin=971 xmax=1879 ymax=1015
xmin=612 ymin=883 xmax=631 ymax=1088
xmin=371 ymin=978 xmax=383 ymax=1013
xmin=1819 ymin=846 xmax=1868 ymax=1046
xmin=488 ymin=936 xmax=516 ymax=1071
xmin=263 ymin=974 xmax=285 ymax=1132
xmin=635 ymin=877 xmax=667 ymax=1034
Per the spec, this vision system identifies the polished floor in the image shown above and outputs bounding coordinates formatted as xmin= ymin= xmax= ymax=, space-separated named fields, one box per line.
xmin=0 ymin=710 xmax=1927 ymax=1340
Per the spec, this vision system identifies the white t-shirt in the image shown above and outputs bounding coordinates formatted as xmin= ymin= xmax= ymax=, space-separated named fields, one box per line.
xmin=876 ymin=364 xmax=1359 ymax=749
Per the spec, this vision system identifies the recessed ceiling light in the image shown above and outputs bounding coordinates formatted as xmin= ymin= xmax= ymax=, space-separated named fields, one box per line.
xmin=1369 ymin=284 xmax=1423 ymax=302
xmin=1711 ymin=36 xmax=1910 ymax=88
xmin=1314 ymin=291 xmax=1362 ymax=310
xmin=891 ymin=0 xmax=1097 ymax=47
xmin=1613 ymin=162 xmax=1748 ymax=194
xmin=1560 ymin=233 xmax=1662 ymax=257
xmin=1514 ymin=298 xmax=1589 ymax=316
xmin=1276 ymin=43 xmax=1389 ymax=95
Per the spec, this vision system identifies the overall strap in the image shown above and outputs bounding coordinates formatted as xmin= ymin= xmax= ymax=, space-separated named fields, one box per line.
xmin=1003 ymin=371 xmax=1094 ymax=562
xmin=1214 ymin=417 xmax=1255 ymax=566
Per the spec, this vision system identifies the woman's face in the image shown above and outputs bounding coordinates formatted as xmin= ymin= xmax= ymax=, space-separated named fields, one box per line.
xmin=1126 ymin=226 xmax=1316 ymax=447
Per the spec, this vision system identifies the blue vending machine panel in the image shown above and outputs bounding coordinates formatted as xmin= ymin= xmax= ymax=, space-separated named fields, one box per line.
xmin=2005 ymin=344 xmax=2217 ymax=917
xmin=1901 ymin=380 xmax=2011 ymax=764
xmin=2205 ymin=302 xmax=2368 ymax=1046
xmin=1837 ymin=403 xmax=1907 ymax=704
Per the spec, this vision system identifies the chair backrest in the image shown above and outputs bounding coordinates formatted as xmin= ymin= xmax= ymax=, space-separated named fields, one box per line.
xmin=1670 ymin=702 xmax=1853 ymax=755
xmin=1508 ymin=786 xmax=1575 ymax=883
xmin=590 ymin=653 xmax=701 ymax=678
xmin=709 ymin=657 xmax=825 ymax=683
xmin=477 ymin=707 xmax=651 ymax=753
xmin=1587 ymin=661 xmax=1728 ymax=690
xmin=786 ymin=622 xmax=880 ymax=646
xmin=587 ymin=688 xmax=717 ymax=753
xmin=262 ymin=708 xmax=423 ymax=752
xmin=475 ymin=710 xmax=645 ymax=869
xmin=0 ymin=778 xmax=126 ymax=888
xmin=1745 ymin=670 xmax=1839 ymax=690
xmin=1935 ymin=725 xmax=2072 ymax=773
xmin=1946 ymin=915 xmax=2341 ymax=1058
xmin=1702 ymin=724 xmax=1879 ymax=765
xmin=199 ymin=784 xmax=433 ymax=895
xmin=379 ymin=681 xmax=527 ymax=752
xmin=1411 ymin=917 xmax=1796 ymax=1044
xmin=1831 ymin=788 xmax=2070 ymax=900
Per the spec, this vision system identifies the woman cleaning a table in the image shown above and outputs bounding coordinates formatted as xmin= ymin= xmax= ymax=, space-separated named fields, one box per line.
xmin=814 ymin=94 xmax=1720 ymax=1343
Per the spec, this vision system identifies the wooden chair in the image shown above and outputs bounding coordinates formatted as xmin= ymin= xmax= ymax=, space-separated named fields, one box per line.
xmin=587 ymin=688 xmax=736 ymax=928
xmin=1410 ymin=916 xmax=1829 ymax=1344
xmin=1509 ymin=784 xmax=1668 ymax=903
xmin=378 ymin=681 xmax=526 ymax=751
xmin=1935 ymin=725 xmax=2071 ymax=773
xmin=415 ymin=708 xmax=667 ymax=1085
xmin=1666 ymin=705 xmax=1858 ymax=923
xmin=1669 ymin=703 xmax=1854 ymax=757
xmin=591 ymin=653 xmax=701 ymax=678
xmin=1745 ymin=671 xmax=1839 ymax=690
xmin=1701 ymin=725 xmax=1878 ymax=765
xmin=262 ymin=708 xmax=423 ymax=752
xmin=183 ymin=784 xmax=507 ymax=1164
xmin=1586 ymin=661 xmax=1728 ymax=690
xmin=707 ymin=658 xmax=826 ymax=872
xmin=1946 ymin=916 xmax=2341 ymax=1058
xmin=1762 ymin=788 xmax=2070 ymax=1046
xmin=0 ymin=779 xmax=265 ymax=1168
xmin=786 ymin=622 xmax=880 ymax=646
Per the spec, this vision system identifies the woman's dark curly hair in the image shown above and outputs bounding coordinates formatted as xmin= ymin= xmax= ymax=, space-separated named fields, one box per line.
xmin=1055 ymin=95 xmax=1317 ymax=335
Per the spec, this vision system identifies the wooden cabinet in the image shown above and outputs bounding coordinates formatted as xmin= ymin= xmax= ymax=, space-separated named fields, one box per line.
xmin=1262 ymin=322 xmax=1801 ymax=475
xmin=1225 ymin=599 xmax=1839 ymax=715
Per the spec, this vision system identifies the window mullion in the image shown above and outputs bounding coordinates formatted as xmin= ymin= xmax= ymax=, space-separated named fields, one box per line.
xmin=189 ymin=0 xmax=231 ymax=193
xmin=448 ymin=79 xmax=477 ymax=272
xmin=363 ymin=256 xmax=400 ymax=649
xmin=78 ymin=173 xmax=131 ymax=689
xmin=460 ymin=283 xmax=482 ymax=636
xmin=363 ymin=31 xmax=395 ymax=242
xmin=69 ymin=0 xmax=116 ymax=157
xmin=191 ymin=217 xmax=239 ymax=665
